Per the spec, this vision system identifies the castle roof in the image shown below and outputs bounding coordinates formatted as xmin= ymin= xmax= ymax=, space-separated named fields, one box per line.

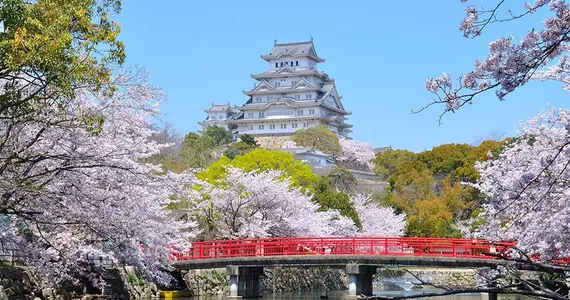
xmin=235 ymin=95 xmax=351 ymax=115
xmin=251 ymin=67 xmax=332 ymax=81
xmin=261 ymin=40 xmax=325 ymax=63
xmin=204 ymin=103 xmax=232 ymax=113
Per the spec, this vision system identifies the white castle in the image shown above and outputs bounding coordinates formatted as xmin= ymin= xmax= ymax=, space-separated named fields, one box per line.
xmin=199 ymin=39 xmax=352 ymax=137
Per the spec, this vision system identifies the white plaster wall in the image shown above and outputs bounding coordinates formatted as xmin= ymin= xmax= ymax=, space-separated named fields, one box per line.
xmin=269 ymin=58 xmax=313 ymax=70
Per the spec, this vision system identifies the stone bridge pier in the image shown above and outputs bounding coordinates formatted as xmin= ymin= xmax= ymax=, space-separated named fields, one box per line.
xmin=346 ymin=264 xmax=376 ymax=298
xmin=227 ymin=265 xmax=263 ymax=298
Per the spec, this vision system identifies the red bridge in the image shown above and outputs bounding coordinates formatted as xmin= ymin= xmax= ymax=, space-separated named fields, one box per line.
xmin=171 ymin=237 xmax=514 ymax=298
xmin=173 ymin=236 xmax=513 ymax=261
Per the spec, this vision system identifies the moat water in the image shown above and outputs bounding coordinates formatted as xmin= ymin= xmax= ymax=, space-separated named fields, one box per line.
xmin=187 ymin=290 xmax=521 ymax=300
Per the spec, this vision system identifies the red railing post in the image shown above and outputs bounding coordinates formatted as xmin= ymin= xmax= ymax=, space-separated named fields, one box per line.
xmin=384 ymin=238 xmax=388 ymax=254
xmin=351 ymin=238 xmax=356 ymax=254
xmin=452 ymin=241 xmax=456 ymax=257
xmin=199 ymin=244 xmax=203 ymax=259
xmin=417 ymin=239 xmax=422 ymax=256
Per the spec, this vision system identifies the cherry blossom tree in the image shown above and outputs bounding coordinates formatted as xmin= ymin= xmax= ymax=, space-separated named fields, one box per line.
xmin=338 ymin=138 xmax=376 ymax=172
xmin=351 ymin=194 xmax=406 ymax=237
xmin=195 ymin=167 xmax=357 ymax=239
xmin=0 ymin=70 xmax=197 ymax=285
xmin=474 ymin=107 xmax=570 ymax=260
xmin=424 ymin=0 xmax=570 ymax=120
xmin=194 ymin=167 xmax=407 ymax=240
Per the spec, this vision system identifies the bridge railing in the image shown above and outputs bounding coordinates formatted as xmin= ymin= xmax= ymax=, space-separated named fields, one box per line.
xmin=171 ymin=237 xmax=515 ymax=261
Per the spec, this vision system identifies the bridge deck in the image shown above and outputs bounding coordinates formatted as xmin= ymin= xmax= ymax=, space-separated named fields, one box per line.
xmin=173 ymin=254 xmax=502 ymax=270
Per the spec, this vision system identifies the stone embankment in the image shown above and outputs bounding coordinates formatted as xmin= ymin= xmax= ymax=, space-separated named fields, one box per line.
xmin=185 ymin=267 xmax=479 ymax=296
xmin=0 ymin=265 xmax=164 ymax=300
xmin=184 ymin=267 xmax=346 ymax=296
xmin=0 ymin=266 xmax=72 ymax=300
xmin=0 ymin=265 xmax=480 ymax=298
xmin=375 ymin=268 xmax=477 ymax=290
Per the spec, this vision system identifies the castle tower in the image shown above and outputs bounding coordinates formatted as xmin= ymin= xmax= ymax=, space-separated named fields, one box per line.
xmin=229 ymin=39 xmax=352 ymax=137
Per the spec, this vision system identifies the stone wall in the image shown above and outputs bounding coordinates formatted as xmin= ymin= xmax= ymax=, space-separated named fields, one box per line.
xmin=254 ymin=136 xmax=291 ymax=149
xmin=0 ymin=265 xmax=164 ymax=300
xmin=375 ymin=268 xmax=477 ymax=291
xmin=0 ymin=266 xmax=72 ymax=300
xmin=183 ymin=268 xmax=228 ymax=296
xmin=184 ymin=267 xmax=347 ymax=296
xmin=261 ymin=267 xmax=346 ymax=293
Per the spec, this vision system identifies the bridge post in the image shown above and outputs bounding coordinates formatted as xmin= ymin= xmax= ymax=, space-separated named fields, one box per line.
xmin=227 ymin=266 xmax=243 ymax=298
xmin=346 ymin=264 xmax=377 ymax=298
xmin=226 ymin=265 xmax=263 ymax=298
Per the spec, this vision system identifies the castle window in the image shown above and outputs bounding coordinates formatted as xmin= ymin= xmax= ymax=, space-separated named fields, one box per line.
xmin=306 ymin=94 xmax=312 ymax=99
xmin=270 ymin=124 xmax=275 ymax=129
xmin=291 ymin=80 xmax=297 ymax=86
xmin=292 ymin=123 xmax=298 ymax=129
xmin=256 ymin=97 xmax=262 ymax=102
xmin=280 ymin=62 xmax=283 ymax=67
xmin=275 ymin=62 xmax=278 ymax=68
xmin=281 ymin=124 xmax=287 ymax=129
xmin=295 ymin=95 xmax=300 ymax=99
xmin=309 ymin=109 xmax=315 ymax=115
xmin=249 ymin=126 xmax=253 ymax=130
xmin=297 ymin=110 xmax=304 ymax=116
xmin=258 ymin=125 xmax=264 ymax=130
xmin=303 ymin=123 xmax=309 ymax=128
xmin=296 ymin=61 xmax=299 ymax=66
xmin=274 ymin=82 xmax=280 ymax=87
xmin=248 ymin=113 xmax=253 ymax=118
xmin=258 ymin=112 xmax=264 ymax=118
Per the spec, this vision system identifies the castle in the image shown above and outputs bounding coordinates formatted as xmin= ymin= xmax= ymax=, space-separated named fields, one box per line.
xmin=199 ymin=39 xmax=352 ymax=137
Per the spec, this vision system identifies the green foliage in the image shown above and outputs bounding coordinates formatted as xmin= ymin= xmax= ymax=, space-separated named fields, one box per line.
xmin=223 ymin=141 xmax=253 ymax=159
xmin=127 ymin=272 xmax=144 ymax=286
xmin=292 ymin=125 xmax=342 ymax=156
xmin=223 ymin=134 xmax=260 ymax=160
xmin=0 ymin=0 xmax=125 ymax=116
xmin=152 ymin=131 xmax=219 ymax=173
xmin=405 ymin=196 xmax=460 ymax=238
xmin=326 ymin=167 xmax=357 ymax=194
xmin=198 ymin=149 xmax=318 ymax=192
xmin=375 ymin=140 xmax=508 ymax=238
xmin=374 ymin=149 xmax=417 ymax=177
xmin=239 ymin=134 xmax=258 ymax=147
xmin=203 ymin=126 xmax=232 ymax=147
xmin=312 ymin=176 xmax=361 ymax=228
xmin=417 ymin=144 xmax=471 ymax=177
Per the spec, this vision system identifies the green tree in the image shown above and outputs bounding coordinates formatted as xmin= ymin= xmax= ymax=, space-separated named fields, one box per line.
xmin=223 ymin=141 xmax=252 ymax=159
xmin=326 ymin=167 xmax=357 ymax=194
xmin=198 ymin=149 xmax=319 ymax=192
xmin=374 ymin=149 xmax=417 ymax=177
xmin=292 ymin=125 xmax=342 ymax=156
xmin=312 ymin=176 xmax=361 ymax=228
xmin=203 ymin=126 xmax=232 ymax=147
xmin=405 ymin=197 xmax=459 ymax=237
xmin=239 ymin=134 xmax=258 ymax=147
xmin=0 ymin=0 xmax=125 ymax=117
xmin=417 ymin=144 xmax=471 ymax=178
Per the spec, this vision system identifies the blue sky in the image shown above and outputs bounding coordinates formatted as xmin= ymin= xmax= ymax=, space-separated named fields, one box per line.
xmin=116 ymin=1 xmax=568 ymax=152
